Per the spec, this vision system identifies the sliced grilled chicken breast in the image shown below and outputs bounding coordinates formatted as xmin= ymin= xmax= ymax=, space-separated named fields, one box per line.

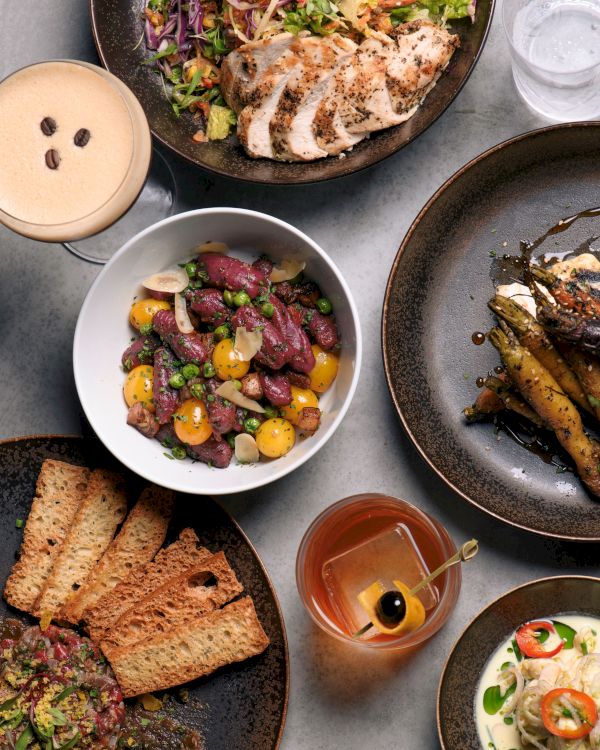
xmin=221 ymin=20 xmax=459 ymax=162
xmin=269 ymin=35 xmax=357 ymax=161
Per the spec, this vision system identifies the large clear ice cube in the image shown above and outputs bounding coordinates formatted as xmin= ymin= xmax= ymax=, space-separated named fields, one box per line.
xmin=322 ymin=523 xmax=439 ymax=636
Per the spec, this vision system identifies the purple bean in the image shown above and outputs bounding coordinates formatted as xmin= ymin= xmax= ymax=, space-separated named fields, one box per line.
xmin=269 ymin=295 xmax=315 ymax=373
xmin=308 ymin=309 xmax=339 ymax=351
xmin=198 ymin=254 xmax=268 ymax=298
xmin=122 ymin=334 xmax=159 ymax=371
xmin=153 ymin=309 xmax=214 ymax=365
xmin=259 ymin=372 xmax=292 ymax=406
xmin=205 ymin=378 xmax=237 ymax=434
xmin=252 ymin=256 xmax=273 ymax=278
xmin=153 ymin=346 xmax=181 ymax=424
xmin=188 ymin=436 xmax=233 ymax=468
xmin=231 ymin=305 xmax=289 ymax=370
xmin=186 ymin=288 xmax=230 ymax=326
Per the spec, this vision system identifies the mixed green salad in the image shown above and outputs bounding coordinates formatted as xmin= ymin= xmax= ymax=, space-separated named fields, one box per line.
xmin=142 ymin=0 xmax=475 ymax=141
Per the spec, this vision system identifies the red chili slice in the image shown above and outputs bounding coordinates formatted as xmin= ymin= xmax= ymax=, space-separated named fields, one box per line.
xmin=541 ymin=688 xmax=598 ymax=739
xmin=515 ymin=621 xmax=564 ymax=659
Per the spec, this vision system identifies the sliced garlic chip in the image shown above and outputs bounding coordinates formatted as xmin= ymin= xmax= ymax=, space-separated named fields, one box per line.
xmin=174 ymin=293 xmax=195 ymax=334
xmin=142 ymin=267 xmax=189 ymax=294
xmin=234 ymin=327 xmax=263 ymax=362
xmin=235 ymin=433 xmax=260 ymax=464
xmin=215 ymin=381 xmax=265 ymax=413
xmin=197 ymin=241 xmax=229 ymax=254
xmin=269 ymin=258 xmax=306 ymax=283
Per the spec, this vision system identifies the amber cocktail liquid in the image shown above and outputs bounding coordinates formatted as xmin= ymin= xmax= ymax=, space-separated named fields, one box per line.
xmin=297 ymin=494 xmax=460 ymax=647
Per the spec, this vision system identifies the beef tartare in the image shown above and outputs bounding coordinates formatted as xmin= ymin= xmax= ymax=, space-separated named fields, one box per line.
xmin=0 ymin=620 xmax=124 ymax=748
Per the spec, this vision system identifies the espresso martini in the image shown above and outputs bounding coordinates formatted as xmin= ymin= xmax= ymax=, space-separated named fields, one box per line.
xmin=0 ymin=60 xmax=152 ymax=242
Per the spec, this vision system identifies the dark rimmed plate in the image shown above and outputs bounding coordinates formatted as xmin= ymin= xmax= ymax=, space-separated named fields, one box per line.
xmin=383 ymin=122 xmax=600 ymax=541
xmin=89 ymin=0 xmax=494 ymax=184
xmin=0 ymin=435 xmax=288 ymax=750
xmin=437 ymin=576 xmax=600 ymax=749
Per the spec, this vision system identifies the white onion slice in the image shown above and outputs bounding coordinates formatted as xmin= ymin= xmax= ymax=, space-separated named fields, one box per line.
xmin=234 ymin=433 xmax=260 ymax=464
xmin=142 ymin=267 xmax=189 ymax=294
xmin=197 ymin=241 xmax=229 ymax=254
xmin=269 ymin=258 xmax=306 ymax=283
xmin=174 ymin=293 xmax=194 ymax=334
xmin=215 ymin=381 xmax=265 ymax=413
xmin=234 ymin=327 xmax=263 ymax=362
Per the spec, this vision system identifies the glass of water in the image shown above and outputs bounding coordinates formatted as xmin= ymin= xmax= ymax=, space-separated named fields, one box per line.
xmin=502 ymin=0 xmax=600 ymax=121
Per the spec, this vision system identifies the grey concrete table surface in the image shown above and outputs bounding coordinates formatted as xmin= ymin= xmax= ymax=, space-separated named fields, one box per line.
xmin=2 ymin=2 xmax=599 ymax=748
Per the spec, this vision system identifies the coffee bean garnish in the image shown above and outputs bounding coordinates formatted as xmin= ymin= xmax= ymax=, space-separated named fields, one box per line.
xmin=45 ymin=149 xmax=61 ymax=170
xmin=40 ymin=117 xmax=57 ymax=136
xmin=74 ymin=128 xmax=91 ymax=148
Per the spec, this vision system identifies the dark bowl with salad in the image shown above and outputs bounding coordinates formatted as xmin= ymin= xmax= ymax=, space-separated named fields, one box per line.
xmin=89 ymin=0 xmax=494 ymax=183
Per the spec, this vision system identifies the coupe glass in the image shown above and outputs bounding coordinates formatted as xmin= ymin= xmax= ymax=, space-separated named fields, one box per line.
xmin=0 ymin=59 xmax=176 ymax=264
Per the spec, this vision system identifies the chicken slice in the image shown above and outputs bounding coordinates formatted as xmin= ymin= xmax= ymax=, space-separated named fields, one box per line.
xmin=221 ymin=33 xmax=297 ymax=112
xmin=313 ymin=93 xmax=366 ymax=156
xmin=269 ymin=35 xmax=357 ymax=161
xmin=237 ymin=59 xmax=301 ymax=159
xmin=385 ymin=20 xmax=459 ymax=114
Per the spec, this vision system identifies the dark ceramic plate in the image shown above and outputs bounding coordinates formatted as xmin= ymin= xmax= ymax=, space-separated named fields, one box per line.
xmin=0 ymin=435 xmax=288 ymax=750
xmin=89 ymin=0 xmax=493 ymax=184
xmin=382 ymin=123 xmax=600 ymax=541
xmin=437 ymin=576 xmax=600 ymax=749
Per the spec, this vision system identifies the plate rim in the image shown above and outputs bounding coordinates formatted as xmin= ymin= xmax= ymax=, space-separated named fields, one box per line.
xmin=381 ymin=121 xmax=600 ymax=543
xmin=88 ymin=0 xmax=496 ymax=185
xmin=0 ymin=433 xmax=290 ymax=750
xmin=436 ymin=573 xmax=600 ymax=750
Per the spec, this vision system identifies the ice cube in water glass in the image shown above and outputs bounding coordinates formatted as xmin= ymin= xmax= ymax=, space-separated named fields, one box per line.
xmin=322 ymin=524 xmax=439 ymax=636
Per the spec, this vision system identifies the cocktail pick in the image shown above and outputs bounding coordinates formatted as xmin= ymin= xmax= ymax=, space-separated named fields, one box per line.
xmin=353 ymin=539 xmax=479 ymax=639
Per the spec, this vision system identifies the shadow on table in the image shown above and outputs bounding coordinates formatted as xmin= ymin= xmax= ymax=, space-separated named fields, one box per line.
xmin=387 ymin=409 xmax=600 ymax=569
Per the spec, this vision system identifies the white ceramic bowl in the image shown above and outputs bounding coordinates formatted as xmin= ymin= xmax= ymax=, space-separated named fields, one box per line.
xmin=74 ymin=208 xmax=362 ymax=495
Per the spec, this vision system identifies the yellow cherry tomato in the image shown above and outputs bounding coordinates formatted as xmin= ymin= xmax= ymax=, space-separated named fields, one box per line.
xmin=173 ymin=399 xmax=212 ymax=446
xmin=212 ymin=338 xmax=250 ymax=380
xmin=309 ymin=344 xmax=339 ymax=393
xmin=129 ymin=298 xmax=171 ymax=330
xmin=255 ymin=418 xmax=296 ymax=458
xmin=280 ymin=386 xmax=319 ymax=426
xmin=123 ymin=365 xmax=155 ymax=412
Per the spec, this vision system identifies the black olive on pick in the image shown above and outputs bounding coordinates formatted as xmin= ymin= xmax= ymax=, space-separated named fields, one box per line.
xmin=375 ymin=590 xmax=406 ymax=627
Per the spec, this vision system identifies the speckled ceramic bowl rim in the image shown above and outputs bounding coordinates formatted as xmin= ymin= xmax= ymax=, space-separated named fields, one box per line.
xmin=0 ymin=433 xmax=290 ymax=749
xmin=295 ymin=492 xmax=461 ymax=649
xmin=381 ymin=121 xmax=600 ymax=543
xmin=88 ymin=0 xmax=495 ymax=185
xmin=436 ymin=574 xmax=600 ymax=750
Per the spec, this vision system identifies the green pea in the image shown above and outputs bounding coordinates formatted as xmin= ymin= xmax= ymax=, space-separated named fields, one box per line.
xmin=139 ymin=322 xmax=154 ymax=335
xmin=316 ymin=297 xmax=333 ymax=315
xmin=261 ymin=302 xmax=274 ymax=318
xmin=244 ymin=417 xmax=261 ymax=434
xmin=168 ymin=373 xmax=186 ymax=389
xmin=203 ymin=361 xmax=216 ymax=378
xmin=233 ymin=290 xmax=251 ymax=307
xmin=263 ymin=405 xmax=279 ymax=419
xmin=223 ymin=290 xmax=235 ymax=307
xmin=182 ymin=363 xmax=200 ymax=380
xmin=231 ymin=379 xmax=242 ymax=391
xmin=171 ymin=446 xmax=187 ymax=460
xmin=189 ymin=383 xmax=205 ymax=400
xmin=184 ymin=262 xmax=197 ymax=278
xmin=226 ymin=433 xmax=236 ymax=450
xmin=214 ymin=324 xmax=231 ymax=341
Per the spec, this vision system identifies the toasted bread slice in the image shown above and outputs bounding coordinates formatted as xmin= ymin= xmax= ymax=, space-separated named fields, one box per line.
xmin=61 ymin=484 xmax=174 ymax=623
xmin=33 ymin=469 xmax=128 ymax=619
xmin=4 ymin=460 xmax=90 ymax=614
xmin=101 ymin=551 xmax=243 ymax=651
xmin=106 ymin=597 xmax=270 ymax=697
xmin=85 ymin=528 xmax=211 ymax=642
